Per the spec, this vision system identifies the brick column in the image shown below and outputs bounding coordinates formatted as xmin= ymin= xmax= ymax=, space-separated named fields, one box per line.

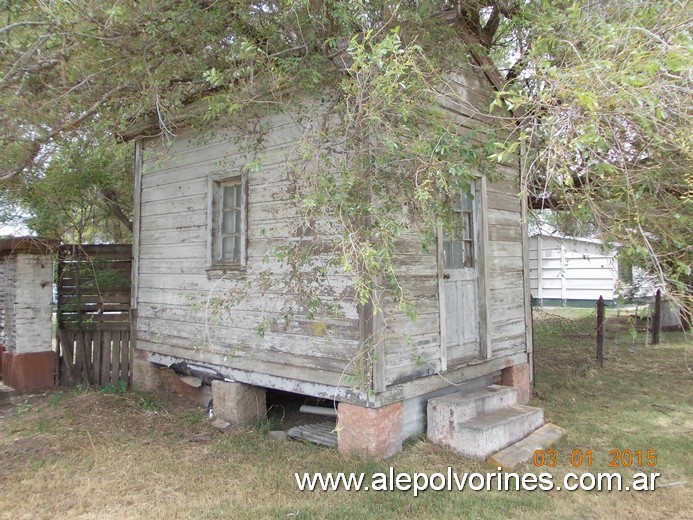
xmin=337 ymin=401 xmax=403 ymax=459
xmin=0 ymin=238 xmax=58 ymax=392
xmin=501 ymin=362 xmax=531 ymax=405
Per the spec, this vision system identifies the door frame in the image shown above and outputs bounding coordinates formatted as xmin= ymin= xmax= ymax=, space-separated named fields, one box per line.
xmin=437 ymin=176 xmax=491 ymax=372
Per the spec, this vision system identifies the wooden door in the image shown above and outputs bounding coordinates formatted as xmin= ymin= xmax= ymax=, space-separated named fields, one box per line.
xmin=441 ymin=186 xmax=481 ymax=366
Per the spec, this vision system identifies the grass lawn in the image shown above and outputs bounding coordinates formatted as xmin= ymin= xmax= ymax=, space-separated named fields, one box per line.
xmin=0 ymin=312 xmax=690 ymax=519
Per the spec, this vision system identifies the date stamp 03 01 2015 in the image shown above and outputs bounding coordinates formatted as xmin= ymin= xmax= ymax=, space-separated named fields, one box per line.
xmin=533 ymin=448 xmax=658 ymax=469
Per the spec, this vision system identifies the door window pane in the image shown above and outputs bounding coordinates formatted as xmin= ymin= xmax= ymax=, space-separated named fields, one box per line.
xmin=444 ymin=190 xmax=475 ymax=269
xmin=444 ymin=239 xmax=464 ymax=269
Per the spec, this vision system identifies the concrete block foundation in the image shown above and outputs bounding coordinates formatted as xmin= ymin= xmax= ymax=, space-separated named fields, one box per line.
xmin=211 ymin=380 xmax=266 ymax=428
xmin=501 ymin=362 xmax=531 ymax=405
xmin=132 ymin=354 xmax=212 ymax=407
xmin=337 ymin=401 xmax=403 ymax=459
xmin=131 ymin=355 xmax=163 ymax=392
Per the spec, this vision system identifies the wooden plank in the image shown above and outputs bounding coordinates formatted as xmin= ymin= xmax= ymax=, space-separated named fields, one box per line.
xmin=489 ymin=317 xmax=526 ymax=340
xmin=120 ymin=330 xmax=130 ymax=382
xmin=139 ymin=227 xmax=207 ymax=246
xmin=136 ymin=320 xmax=360 ymax=362
xmin=92 ymin=330 xmax=101 ymax=385
xmin=58 ymin=257 xmax=132 ymax=268
xmin=141 ymin=117 xmax=300 ymax=173
xmin=141 ymin=177 xmax=207 ymax=205
xmin=140 ymin=192 xmax=206 ymax=218
xmin=60 ymin=321 xmax=130 ymax=333
xmin=138 ymin=339 xmax=353 ymax=387
xmin=139 ymin=241 xmax=207 ymax=260
xmin=489 ymin=333 xmax=526 ymax=355
xmin=479 ymin=176 xmax=492 ymax=359
xmin=58 ymin=293 xmax=131 ymax=306
xmin=486 ymin=192 xmax=521 ymax=212
xmin=139 ymin=211 xmax=207 ymax=232
xmin=376 ymin=351 xmax=528 ymax=406
xmin=101 ymin=330 xmax=112 ymax=384
xmin=59 ymin=263 xmax=132 ymax=274
xmin=137 ymin=298 xmax=359 ymax=327
xmin=132 ymin=139 xmax=142 ymax=312
xmin=58 ymin=329 xmax=74 ymax=386
xmin=487 ymin=209 xmax=523 ymax=228
xmin=141 ymin=141 xmax=296 ymax=190
xmin=58 ymin=283 xmax=131 ymax=293
xmin=74 ymin=331 xmax=84 ymax=384
xmin=110 ymin=330 xmax=121 ymax=385
xmin=490 ymin=301 xmax=525 ymax=322
xmin=85 ymin=330 xmax=95 ymax=385
xmin=488 ymin=255 xmax=523 ymax=273
xmin=520 ymin=184 xmax=533 ymax=376
xmin=59 ymin=246 xmax=132 ymax=260
xmin=489 ymin=285 xmax=526 ymax=309
xmin=489 ymin=224 xmax=522 ymax=242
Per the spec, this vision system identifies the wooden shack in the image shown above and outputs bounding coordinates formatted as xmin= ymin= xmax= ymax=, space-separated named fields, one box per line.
xmin=128 ymin=60 xmax=533 ymax=458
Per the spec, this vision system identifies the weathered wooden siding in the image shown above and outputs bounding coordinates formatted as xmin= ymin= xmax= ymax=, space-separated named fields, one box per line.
xmin=135 ymin=112 xmax=362 ymax=392
xmin=135 ymin=60 xmax=530 ymax=407
xmin=378 ymin=62 xmax=529 ymax=395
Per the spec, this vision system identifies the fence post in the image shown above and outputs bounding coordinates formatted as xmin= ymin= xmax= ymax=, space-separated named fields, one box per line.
xmin=652 ymin=289 xmax=661 ymax=345
xmin=596 ymin=296 xmax=605 ymax=367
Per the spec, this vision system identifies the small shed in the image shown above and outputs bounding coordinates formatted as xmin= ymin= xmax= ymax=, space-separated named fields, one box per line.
xmin=127 ymin=59 xmax=533 ymax=458
xmin=529 ymin=233 xmax=618 ymax=307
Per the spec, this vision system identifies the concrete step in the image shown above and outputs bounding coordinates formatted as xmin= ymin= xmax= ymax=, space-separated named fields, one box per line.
xmin=488 ymin=423 xmax=565 ymax=470
xmin=427 ymin=384 xmax=518 ymax=426
xmin=429 ymin=402 xmax=544 ymax=460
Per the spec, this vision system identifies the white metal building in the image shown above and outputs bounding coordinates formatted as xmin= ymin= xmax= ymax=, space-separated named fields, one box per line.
xmin=529 ymin=233 xmax=617 ymax=306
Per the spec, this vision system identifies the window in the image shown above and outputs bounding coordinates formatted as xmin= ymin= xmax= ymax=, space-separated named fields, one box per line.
xmin=209 ymin=175 xmax=246 ymax=269
xmin=443 ymin=191 xmax=475 ymax=269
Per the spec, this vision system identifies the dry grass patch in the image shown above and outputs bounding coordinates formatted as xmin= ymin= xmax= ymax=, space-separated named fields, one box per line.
xmin=0 ymin=311 xmax=690 ymax=519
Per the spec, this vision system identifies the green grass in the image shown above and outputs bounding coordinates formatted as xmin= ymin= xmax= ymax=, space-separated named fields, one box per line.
xmin=0 ymin=311 xmax=690 ymax=519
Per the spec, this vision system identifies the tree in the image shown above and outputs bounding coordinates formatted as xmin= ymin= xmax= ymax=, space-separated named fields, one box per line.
xmin=493 ymin=0 xmax=691 ymax=316
xmin=0 ymin=1 xmax=690 ymax=314
xmin=0 ymin=136 xmax=133 ymax=243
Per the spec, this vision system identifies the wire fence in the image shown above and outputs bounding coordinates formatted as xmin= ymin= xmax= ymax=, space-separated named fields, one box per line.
xmin=531 ymin=298 xmax=661 ymax=378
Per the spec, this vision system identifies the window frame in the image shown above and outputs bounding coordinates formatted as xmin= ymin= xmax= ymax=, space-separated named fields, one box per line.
xmin=207 ymin=172 xmax=248 ymax=272
xmin=442 ymin=189 xmax=476 ymax=271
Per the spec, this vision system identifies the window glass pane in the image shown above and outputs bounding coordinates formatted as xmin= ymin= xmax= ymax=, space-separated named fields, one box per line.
xmin=461 ymin=192 xmax=473 ymax=211
xmin=443 ymin=240 xmax=452 ymax=268
xmin=223 ymin=184 xmax=238 ymax=209
xmin=235 ymin=183 xmax=242 ymax=207
xmin=222 ymin=236 xmax=239 ymax=260
xmin=453 ymin=240 xmax=464 ymax=269
xmin=443 ymin=239 xmax=464 ymax=269
xmin=222 ymin=210 xmax=236 ymax=234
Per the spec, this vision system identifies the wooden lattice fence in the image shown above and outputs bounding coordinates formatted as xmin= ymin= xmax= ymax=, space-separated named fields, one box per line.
xmin=56 ymin=244 xmax=132 ymax=386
